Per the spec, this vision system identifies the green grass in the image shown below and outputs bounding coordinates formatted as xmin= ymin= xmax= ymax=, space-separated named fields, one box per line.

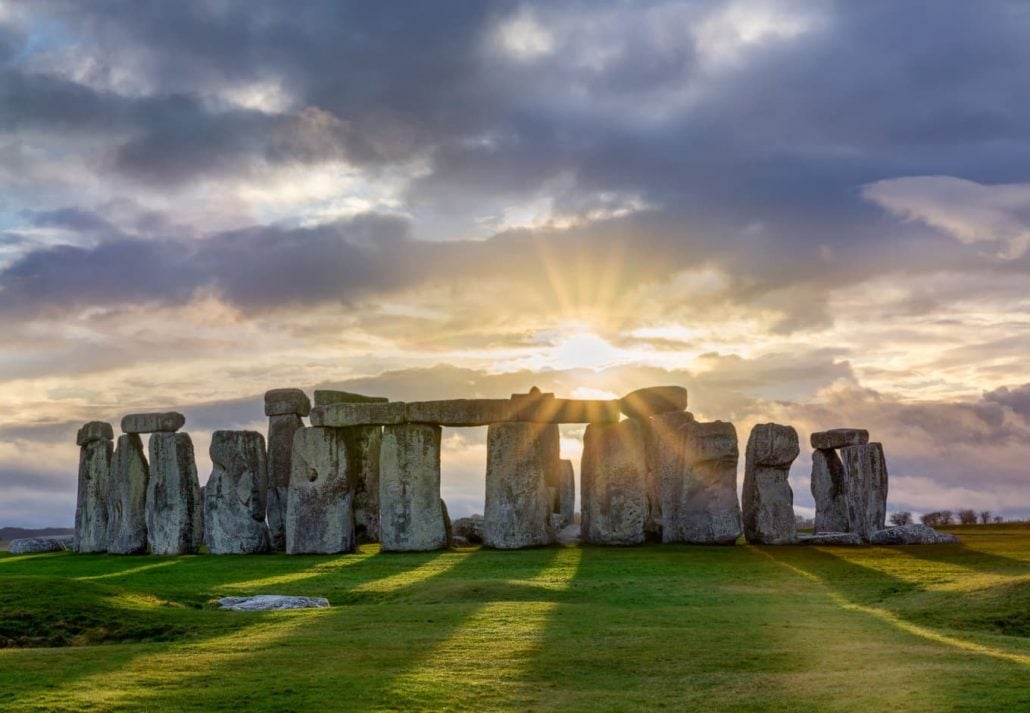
xmin=1 ymin=527 xmax=1028 ymax=712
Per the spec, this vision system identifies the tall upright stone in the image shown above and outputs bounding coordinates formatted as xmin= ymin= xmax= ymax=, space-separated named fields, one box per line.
xmin=75 ymin=421 xmax=113 ymax=553
xmin=483 ymin=422 xmax=557 ymax=549
xmin=379 ymin=424 xmax=447 ymax=552
xmin=265 ymin=388 xmax=311 ymax=552
xmin=811 ymin=448 xmax=849 ymax=533
xmin=641 ymin=410 xmax=695 ymax=541
xmin=558 ymin=459 xmax=575 ymax=524
xmin=742 ymin=423 xmax=799 ymax=545
xmin=205 ymin=431 xmax=270 ymax=554
xmin=286 ymin=427 xmax=355 ymax=554
xmin=581 ymin=419 xmax=648 ymax=546
xmin=659 ymin=418 xmax=742 ymax=545
xmin=146 ymin=433 xmax=202 ymax=555
xmin=107 ymin=433 xmax=149 ymax=554
xmin=841 ymin=442 xmax=888 ymax=542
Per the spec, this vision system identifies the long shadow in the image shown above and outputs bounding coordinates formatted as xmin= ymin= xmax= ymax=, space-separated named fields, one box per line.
xmin=884 ymin=542 xmax=1030 ymax=577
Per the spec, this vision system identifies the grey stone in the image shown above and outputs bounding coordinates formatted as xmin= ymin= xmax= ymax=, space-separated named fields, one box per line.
xmin=313 ymin=390 xmax=388 ymax=407
xmin=75 ymin=438 xmax=112 ymax=553
xmin=264 ymin=388 xmax=311 ymax=417
xmin=555 ymin=522 xmax=582 ymax=545
xmin=619 ymin=386 xmax=688 ymax=420
xmin=407 ymin=399 xmax=513 ymax=426
xmin=581 ymin=419 xmax=648 ymax=545
xmin=483 ymin=422 xmax=557 ymax=549
xmin=218 ymin=595 xmax=330 ymax=611
xmin=344 ymin=426 xmax=382 ymax=542
xmin=510 ymin=393 xmax=621 ymax=424
xmin=869 ymin=524 xmax=958 ymax=545
xmin=9 ymin=535 xmax=74 ymax=554
xmin=742 ymin=423 xmax=799 ymax=545
xmin=146 ymin=432 xmax=202 ymax=555
xmin=441 ymin=499 xmax=452 ymax=545
xmin=379 ymin=424 xmax=448 ymax=552
xmin=640 ymin=411 xmax=697 ymax=541
xmin=106 ymin=434 xmax=150 ymax=554
xmin=841 ymin=443 xmax=889 ymax=542
xmin=811 ymin=449 xmax=849 ymax=534
xmin=205 ymin=431 xmax=270 ymax=555
xmin=121 ymin=412 xmax=185 ymax=434
xmin=558 ymin=459 xmax=575 ymax=524
xmin=450 ymin=535 xmax=472 ymax=547
xmin=798 ymin=532 xmax=863 ymax=546
xmin=659 ymin=419 xmax=742 ymax=545
xmin=310 ymin=401 xmax=407 ymax=427
xmin=810 ymin=428 xmax=869 ymax=450
xmin=266 ymin=413 xmax=304 ymax=552
xmin=76 ymin=420 xmax=113 ymax=446
xmin=452 ymin=515 xmax=484 ymax=543
xmin=286 ymin=427 xmax=355 ymax=555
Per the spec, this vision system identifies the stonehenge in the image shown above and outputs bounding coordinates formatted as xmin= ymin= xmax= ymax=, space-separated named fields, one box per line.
xmin=69 ymin=383 xmax=912 ymax=557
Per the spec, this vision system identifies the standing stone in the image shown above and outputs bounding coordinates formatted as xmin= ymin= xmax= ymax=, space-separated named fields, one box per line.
xmin=811 ymin=448 xmax=849 ymax=534
xmin=146 ymin=433 xmax=202 ymax=555
xmin=742 ymin=423 xmax=799 ymax=545
xmin=264 ymin=388 xmax=312 ymax=417
xmin=641 ymin=411 xmax=695 ymax=541
xmin=205 ymin=431 xmax=270 ymax=554
xmin=558 ymin=459 xmax=575 ymax=525
xmin=659 ymin=418 xmax=742 ymax=545
xmin=75 ymin=423 xmax=113 ymax=553
xmin=106 ymin=434 xmax=150 ymax=554
xmin=266 ymin=413 xmax=305 ymax=551
xmin=581 ymin=419 xmax=648 ymax=545
xmin=483 ymin=422 xmax=557 ymax=549
xmin=379 ymin=424 xmax=448 ymax=552
xmin=286 ymin=427 xmax=355 ymax=555
xmin=345 ymin=426 xmax=383 ymax=542
xmin=841 ymin=442 xmax=889 ymax=542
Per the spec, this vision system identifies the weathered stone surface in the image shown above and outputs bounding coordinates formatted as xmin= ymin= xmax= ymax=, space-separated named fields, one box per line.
xmin=9 ymin=535 xmax=74 ymax=554
xmin=558 ymin=459 xmax=575 ymax=524
xmin=345 ymin=426 xmax=382 ymax=542
xmin=452 ymin=515 xmax=484 ymax=543
xmin=659 ymin=419 xmax=742 ymax=545
xmin=841 ymin=442 xmax=889 ymax=542
xmin=642 ymin=411 xmax=696 ymax=541
xmin=313 ymin=390 xmax=388 ymax=407
xmin=811 ymin=449 xmax=849 ymax=534
xmin=798 ymin=532 xmax=863 ymax=546
xmin=483 ymin=422 xmax=557 ymax=549
xmin=556 ymin=522 xmax=582 ymax=545
xmin=121 ymin=412 xmax=185 ymax=434
xmin=379 ymin=424 xmax=448 ymax=552
xmin=441 ymin=499 xmax=452 ymax=545
xmin=76 ymin=420 xmax=113 ymax=446
xmin=407 ymin=399 xmax=513 ymax=426
xmin=266 ymin=413 xmax=304 ymax=552
xmin=581 ymin=419 xmax=648 ymax=545
xmin=286 ymin=427 xmax=355 ymax=555
xmin=810 ymin=428 xmax=869 ymax=450
xmin=451 ymin=535 xmax=472 ymax=547
xmin=106 ymin=434 xmax=150 ymax=554
xmin=264 ymin=388 xmax=311 ymax=417
xmin=205 ymin=431 xmax=270 ymax=555
xmin=218 ymin=595 xmax=330 ymax=611
xmin=742 ymin=423 xmax=799 ymax=545
xmin=869 ymin=524 xmax=958 ymax=545
xmin=310 ymin=401 xmax=407 ymax=427
xmin=620 ymin=386 xmax=687 ymax=420
xmin=75 ymin=438 xmax=112 ymax=553
xmin=146 ymin=433 xmax=202 ymax=555
xmin=511 ymin=394 xmax=621 ymax=424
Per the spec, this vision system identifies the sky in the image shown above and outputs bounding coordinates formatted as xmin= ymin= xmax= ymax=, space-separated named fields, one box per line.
xmin=1 ymin=0 xmax=1030 ymax=527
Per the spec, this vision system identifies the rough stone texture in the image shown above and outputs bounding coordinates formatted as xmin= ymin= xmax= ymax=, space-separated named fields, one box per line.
xmin=620 ymin=386 xmax=688 ymax=420
xmin=483 ymin=422 xmax=557 ymax=549
xmin=286 ymin=427 xmax=355 ymax=555
xmin=452 ymin=515 xmax=484 ymax=543
xmin=407 ymin=399 xmax=513 ymax=426
xmin=811 ymin=448 xmax=849 ymax=534
xmin=266 ymin=413 xmax=304 ymax=552
xmin=205 ymin=431 xmax=270 ymax=555
xmin=798 ymin=532 xmax=863 ymax=546
xmin=219 ymin=595 xmax=330 ymax=611
xmin=345 ymin=426 xmax=382 ymax=542
xmin=511 ymin=396 xmax=621 ymax=424
xmin=9 ymin=535 xmax=74 ymax=554
xmin=75 ymin=437 xmax=112 ymax=553
xmin=841 ymin=442 xmax=889 ymax=542
xmin=556 ymin=522 xmax=582 ymax=545
xmin=76 ymin=420 xmax=113 ymax=446
xmin=379 ymin=424 xmax=448 ymax=552
xmin=441 ymin=499 xmax=452 ymax=545
xmin=742 ymin=423 xmax=800 ymax=545
xmin=581 ymin=419 xmax=648 ymax=545
xmin=311 ymin=402 xmax=407 ymax=427
xmin=264 ymin=388 xmax=311 ymax=417
xmin=558 ymin=459 xmax=575 ymax=524
xmin=869 ymin=524 xmax=958 ymax=545
xmin=659 ymin=419 xmax=742 ymax=545
xmin=146 ymin=433 xmax=203 ymax=555
xmin=451 ymin=535 xmax=472 ymax=547
xmin=121 ymin=412 xmax=185 ymax=434
xmin=106 ymin=434 xmax=150 ymax=554
xmin=313 ymin=390 xmax=388 ymax=407
xmin=810 ymin=428 xmax=869 ymax=450
xmin=642 ymin=411 xmax=696 ymax=541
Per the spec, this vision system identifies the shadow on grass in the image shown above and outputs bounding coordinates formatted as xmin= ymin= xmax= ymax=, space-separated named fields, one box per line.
xmin=886 ymin=542 xmax=1030 ymax=577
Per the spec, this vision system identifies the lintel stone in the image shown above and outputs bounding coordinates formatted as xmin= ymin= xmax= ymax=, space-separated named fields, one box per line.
xmin=312 ymin=390 xmax=389 ymax=407
xmin=121 ymin=412 xmax=185 ymax=434
xmin=76 ymin=420 xmax=113 ymax=445
xmin=810 ymin=428 xmax=869 ymax=450
xmin=619 ymin=386 xmax=687 ymax=420
xmin=264 ymin=388 xmax=311 ymax=417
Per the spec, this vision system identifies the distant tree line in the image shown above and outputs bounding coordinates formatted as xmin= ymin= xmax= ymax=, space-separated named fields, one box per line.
xmin=889 ymin=510 xmax=1004 ymax=527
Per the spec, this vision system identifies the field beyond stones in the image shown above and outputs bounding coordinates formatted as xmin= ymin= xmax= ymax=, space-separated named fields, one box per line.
xmin=1 ymin=526 xmax=1028 ymax=712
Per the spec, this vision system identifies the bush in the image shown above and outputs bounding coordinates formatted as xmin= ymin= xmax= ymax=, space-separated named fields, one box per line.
xmin=890 ymin=511 xmax=912 ymax=526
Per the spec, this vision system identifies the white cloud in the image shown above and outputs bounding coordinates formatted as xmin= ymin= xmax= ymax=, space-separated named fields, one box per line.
xmin=492 ymin=7 xmax=555 ymax=61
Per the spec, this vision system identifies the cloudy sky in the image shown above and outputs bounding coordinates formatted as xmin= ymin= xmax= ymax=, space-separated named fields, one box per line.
xmin=2 ymin=0 xmax=1029 ymax=527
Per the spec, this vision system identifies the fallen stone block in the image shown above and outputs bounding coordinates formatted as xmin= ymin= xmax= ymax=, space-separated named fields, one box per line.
xmin=619 ymin=386 xmax=688 ymax=420
xmin=264 ymin=388 xmax=312 ymax=417
xmin=107 ymin=434 xmax=150 ymax=554
xmin=218 ymin=595 xmax=330 ymax=611
xmin=870 ymin=524 xmax=958 ymax=545
xmin=76 ymin=421 xmax=113 ymax=446
xmin=742 ymin=423 xmax=799 ymax=545
xmin=121 ymin=412 xmax=185 ymax=434
xmin=810 ymin=428 xmax=869 ymax=450
xmin=452 ymin=515 xmax=484 ymax=544
xmin=798 ymin=532 xmax=863 ymax=546
xmin=310 ymin=401 xmax=407 ymax=427
xmin=9 ymin=535 xmax=74 ymax=554
xmin=313 ymin=389 xmax=389 ymax=407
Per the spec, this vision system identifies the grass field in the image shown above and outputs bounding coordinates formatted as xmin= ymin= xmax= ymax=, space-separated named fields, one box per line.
xmin=1 ymin=525 xmax=1028 ymax=712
